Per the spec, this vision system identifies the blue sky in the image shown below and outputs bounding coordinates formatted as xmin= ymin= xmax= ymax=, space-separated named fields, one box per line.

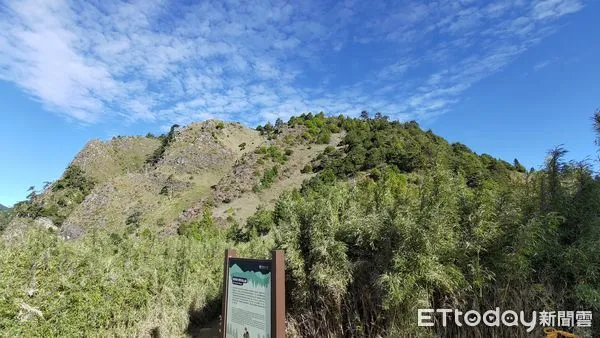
xmin=1 ymin=0 xmax=599 ymax=207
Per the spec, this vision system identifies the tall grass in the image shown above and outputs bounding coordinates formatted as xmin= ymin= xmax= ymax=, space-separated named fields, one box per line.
xmin=0 ymin=226 xmax=228 ymax=337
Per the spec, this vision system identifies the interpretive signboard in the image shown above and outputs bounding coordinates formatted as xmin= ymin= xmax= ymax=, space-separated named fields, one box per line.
xmin=221 ymin=249 xmax=285 ymax=338
xmin=226 ymin=258 xmax=272 ymax=338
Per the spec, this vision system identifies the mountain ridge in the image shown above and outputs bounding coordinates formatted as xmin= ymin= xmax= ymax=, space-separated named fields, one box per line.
xmin=1 ymin=112 xmax=598 ymax=337
xmin=4 ymin=117 xmax=347 ymax=239
xmin=4 ymin=114 xmax=523 ymax=240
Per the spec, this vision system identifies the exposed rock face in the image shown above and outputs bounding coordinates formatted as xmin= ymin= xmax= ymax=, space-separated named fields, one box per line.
xmin=72 ymin=137 xmax=161 ymax=184
xmin=212 ymin=152 xmax=263 ymax=204
xmin=179 ymin=127 xmax=346 ymax=226
xmin=3 ymin=119 xmax=343 ymax=239
xmin=2 ymin=217 xmax=32 ymax=241
xmin=156 ymin=120 xmax=238 ymax=174
xmin=34 ymin=217 xmax=58 ymax=231
xmin=3 ymin=217 xmax=57 ymax=240
xmin=60 ymin=222 xmax=86 ymax=240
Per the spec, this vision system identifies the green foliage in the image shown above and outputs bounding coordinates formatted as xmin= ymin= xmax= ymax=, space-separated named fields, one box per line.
xmin=315 ymin=129 xmax=331 ymax=144
xmin=252 ymin=166 xmax=280 ymax=192
xmin=146 ymin=124 xmax=179 ymax=165
xmin=271 ymin=152 xmax=600 ymax=336
xmin=303 ymin=117 xmax=515 ymax=192
xmin=271 ymin=168 xmax=471 ymax=336
xmin=125 ymin=211 xmax=143 ymax=234
xmin=246 ymin=207 xmax=274 ymax=236
xmin=275 ymin=118 xmax=284 ymax=129
xmin=286 ymin=112 xmax=340 ymax=144
xmin=215 ymin=121 xmax=225 ymax=129
xmin=227 ymin=207 xmax=274 ymax=243
xmin=261 ymin=166 xmax=279 ymax=188
xmin=250 ymin=112 xmax=600 ymax=336
xmin=178 ymin=208 xmax=215 ymax=240
xmin=257 ymin=122 xmax=276 ymax=138
xmin=0 ymin=227 xmax=228 ymax=337
xmin=254 ymin=145 xmax=287 ymax=164
xmin=227 ymin=220 xmax=250 ymax=243
xmin=594 ymin=109 xmax=600 ymax=147
xmin=300 ymin=163 xmax=313 ymax=174
xmin=0 ymin=208 xmax=13 ymax=233
xmin=52 ymin=165 xmax=95 ymax=194
xmin=513 ymin=158 xmax=526 ymax=173
xmin=3 ymin=112 xmax=599 ymax=337
xmin=14 ymin=165 xmax=96 ymax=225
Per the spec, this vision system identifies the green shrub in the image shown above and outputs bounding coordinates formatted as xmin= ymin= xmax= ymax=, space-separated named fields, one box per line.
xmin=146 ymin=124 xmax=179 ymax=165
xmin=253 ymin=166 xmax=279 ymax=192
xmin=283 ymin=135 xmax=295 ymax=145
xmin=261 ymin=166 xmax=279 ymax=188
xmin=14 ymin=165 xmax=96 ymax=226
xmin=52 ymin=165 xmax=95 ymax=194
xmin=316 ymin=130 xmax=331 ymax=144
xmin=324 ymin=145 xmax=336 ymax=154
xmin=246 ymin=207 xmax=274 ymax=236
xmin=178 ymin=209 xmax=215 ymax=240
xmin=0 ymin=209 xmax=13 ymax=233
xmin=227 ymin=207 xmax=274 ymax=244
xmin=254 ymin=146 xmax=287 ymax=164
xmin=227 ymin=220 xmax=251 ymax=243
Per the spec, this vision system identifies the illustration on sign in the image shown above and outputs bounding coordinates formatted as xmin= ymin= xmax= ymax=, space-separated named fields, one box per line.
xmin=225 ymin=258 xmax=272 ymax=338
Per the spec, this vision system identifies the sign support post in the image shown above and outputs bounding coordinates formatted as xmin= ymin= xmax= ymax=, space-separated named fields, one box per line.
xmin=221 ymin=248 xmax=237 ymax=337
xmin=271 ymin=250 xmax=285 ymax=338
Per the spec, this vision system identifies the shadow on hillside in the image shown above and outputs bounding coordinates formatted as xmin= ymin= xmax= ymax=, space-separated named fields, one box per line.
xmin=186 ymin=294 xmax=222 ymax=337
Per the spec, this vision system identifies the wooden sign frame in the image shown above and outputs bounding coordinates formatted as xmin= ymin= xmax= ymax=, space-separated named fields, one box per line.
xmin=221 ymin=249 xmax=285 ymax=338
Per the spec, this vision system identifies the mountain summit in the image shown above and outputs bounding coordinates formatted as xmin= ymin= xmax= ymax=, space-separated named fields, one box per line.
xmin=1 ymin=113 xmax=598 ymax=337
xmin=4 ymin=116 xmax=344 ymax=239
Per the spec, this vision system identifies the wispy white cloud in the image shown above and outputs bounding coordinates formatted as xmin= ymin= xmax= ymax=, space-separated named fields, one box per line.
xmin=532 ymin=0 xmax=583 ymax=20
xmin=533 ymin=57 xmax=559 ymax=71
xmin=0 ymin=0 xmax=585 ymax=126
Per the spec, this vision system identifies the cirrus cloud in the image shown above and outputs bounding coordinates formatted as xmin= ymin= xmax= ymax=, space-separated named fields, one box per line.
xmin=0 ymin=0 xmax=585 ymax=126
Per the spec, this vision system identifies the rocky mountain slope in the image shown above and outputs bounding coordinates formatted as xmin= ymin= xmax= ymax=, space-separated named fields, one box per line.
xmin=2 ymin=112 xmax=598 ymax=337
xmin=4 ymin=118 xmax=343 ymax=240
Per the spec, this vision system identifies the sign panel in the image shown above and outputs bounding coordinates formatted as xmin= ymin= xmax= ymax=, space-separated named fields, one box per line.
xmin=225 ymin=258 xmax=272 ymax=338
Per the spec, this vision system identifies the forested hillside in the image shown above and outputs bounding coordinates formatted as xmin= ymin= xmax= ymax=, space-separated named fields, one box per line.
xmin=0 ymin=207 xmax=11 ymax=233
xmin=0 ymin=112 xmax=598 ymax=337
